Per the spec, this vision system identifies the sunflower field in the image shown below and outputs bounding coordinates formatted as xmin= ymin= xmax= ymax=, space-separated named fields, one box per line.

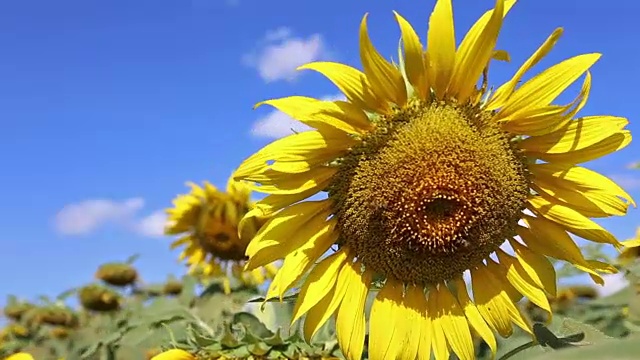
xmin=2 ymin=0 xmax=640 ymax=359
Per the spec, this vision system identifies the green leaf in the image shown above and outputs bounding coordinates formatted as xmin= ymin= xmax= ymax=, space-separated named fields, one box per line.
xmin=248 ymin=342 xmax=272 ymax=356
xmin=125 ymin=253 xmax=140 ymax=264
xmin=263 ymin=328 xmax=286 ymax=347
xmin=178 ymin=275 xmax=197 ymax=307
xmin=232 ymin=312 xmax=274 ymax=338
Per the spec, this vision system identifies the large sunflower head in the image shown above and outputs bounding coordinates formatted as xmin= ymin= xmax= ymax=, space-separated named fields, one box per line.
xmin=234 ymin=0 xmax=636 ymax=359
xmin=165 ymin=176 xmax=278 ymax=294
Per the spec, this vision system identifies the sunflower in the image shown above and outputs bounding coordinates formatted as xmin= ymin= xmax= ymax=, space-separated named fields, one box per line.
xmin=618 ymin=227 xmax=640 ymax=265
xmin=233 ymin=0 xmax=636 ymax=359
xmin=166 ymin=176 xmax=278 ymax=294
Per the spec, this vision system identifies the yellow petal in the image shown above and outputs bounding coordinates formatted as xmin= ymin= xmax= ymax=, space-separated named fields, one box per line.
xmin=234 ymin=130 xmax=355 ymax=180
xmin=246 ymin=166 xmax=337 ymax=195
xmin=435 ymin=285 xmax=475 ymax=360
xmin=498 ymin=53 xmax=600 ymax=118
xmin=416 ymin=288 xmax=433 ymax=360
xmin=500 ymin=70 xmax=590 ymax=136
xmin=256 ymin=96 xmax=372 ymax=135
xmin=471 ymin=265 xmax=514 ymax=337
xmin=509 ymin=240 xmax=557 ymax=297
xmin=485 ymin=261 xmax=533 ymax=334
xmin=359 ymin=14 xmax=407 ymax=107
xmin=533 ymin=180 xmax=630 ymax=218
xmin=528 ymin=196 xmax=620 ymax=247
xmin=291 ymin=249 xmax=348 ymax=324
xmin=531 ymin=163 xmax=635 ymax=207
xmin=248 ymin=186 xmax=329 ymax=217
xmin=532 ymin=130 xmax=631 ymax=164
xmin=427 ymin=287 xmax=451 ymax=360
xmin=151 ymin=349 xmax=196 ymax=360
xmin=521 ymin=115 xmax=628 ymax=155
xmin=448 ymin=0 xmax=507 ymax=103
xmin=401 ymin=285 xmax=426 ymax=360
xmin=298 ymin=61 xmax=388 ymax=114
xmin=497 ymin=250 xmax=552 ymax=318
xmin=245 ymin=200 xmax=332 ymax=270
xmin=336 ymin=264 xmax=371 ymax=360
xmin=487 ymin=28 xmax=563 ymax=110
xmin=453 ymin=278 xmax=497 ymax=356
xmin=303 ymin=253 xmax=352 ymax=342
xmin=369 ymin=279 xmax=406 ymax=360
xmin=267 ymin=220 xmax=338 ymax=300
xmin=5 ymin=353 xmax=36 ymax=360
xmin=427 ymin=0 xmax=456 ymax=98
xmin=170 ymin=235 xmax=192 ymax=250
xmin=394 ymin=11 xmax=429 ymax=100
xmin=518 ymin=219 xmax=605 ymax=285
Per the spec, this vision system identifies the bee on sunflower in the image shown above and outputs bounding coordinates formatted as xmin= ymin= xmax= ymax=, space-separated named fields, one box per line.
xmin=165 ymin=176 xmax=278 ymax=294
xmin=233 ymin=0 xmax=637 ymax=359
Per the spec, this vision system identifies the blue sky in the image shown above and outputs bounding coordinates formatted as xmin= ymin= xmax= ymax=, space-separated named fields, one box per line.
xmin=0 ymin=0 xmax=638 ymax=309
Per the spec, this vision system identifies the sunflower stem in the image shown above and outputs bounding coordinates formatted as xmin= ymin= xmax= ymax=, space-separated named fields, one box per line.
xmin=497 ymin=340 xmax=538 ymax=360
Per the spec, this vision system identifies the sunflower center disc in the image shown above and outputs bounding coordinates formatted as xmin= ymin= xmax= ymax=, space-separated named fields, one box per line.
xmin=197 ymin=218 xmax=248 ymax=261
xmin=332 ymin=102 xmax=530 ymax=285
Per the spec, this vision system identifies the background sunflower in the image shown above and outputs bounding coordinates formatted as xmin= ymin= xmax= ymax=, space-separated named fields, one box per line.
xmin=165 ymin=177 xmax=278 ymax=294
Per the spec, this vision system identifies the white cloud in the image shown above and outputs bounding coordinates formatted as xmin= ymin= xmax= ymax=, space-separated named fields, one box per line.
xmin=134 ymin=210 xmax=167 ymax=238
xmin=53 ymin=198 xmax=166 ymax=238
xmin=264 ymin=27 xmax=292 ymax=42
xmin=597 ymin=273 xmax=629 ymax=297
xmin=608 ymin=174 xmax=640 ymax=190
xmin=243 ymin=28 xmax=328 ymax=83
xmin=250 ymin=94 xmax=345 ymax=138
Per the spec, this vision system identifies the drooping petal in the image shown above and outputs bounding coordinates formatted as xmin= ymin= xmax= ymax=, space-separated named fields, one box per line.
xmin=530 ymin=163 xmax=635 ymax=207
xmin=291 ymin=249 xmax=348 ymax=324
xmin=245 ymin=167 xmax=337 ymax=195
xmin=266 ymin=220 xmax=338 ymax=300
xmin=256 ymin=96 xmax=373 ymax=135
xmin=234 ymin=130 xmax=356 ymax=180
xmin=436 ymin=285 xmax=475 ymax=360
xmin=531 ymin=131 xmax=631 ymax=164
xmin=402 ymin=285 xmax=426 ymax=360
xmin=528 ymin=196 xmax=620 ymax=247
xmin=298 ymin=62 xmax=389 ymax=114
xmin=497 ymin=250 xmax=552 ymax=318
xmin=336 ymin=264 xmax=371 ymax=360
xmin=448 ymin=0 xmax=508 ymax=103
xmin=369 ymin=279 xmax=406 ymax=360
xmin=427 ymin=0 xmax=456 ymax=98
xmin=453 ymin=278 xmax=497 ymax=356
xmin=532 ymin=180 xmax=630 ymax=218
xmin=415 ymin=287 xmax=433 ymax=360
xmin=471 ymin=265 xmax=515 ymax=337
xmin=246 ymin=185 xmax=331 ymax=218
xmin=520 ymin=115 xmax=628 ymax=154
xmin=497 ymin=53 xmax=601 ymax=118
xmin=484 ymin=261 xmax=533 ymax=334
xmin=427 ymin=286 xmax=451 ymax=360
xmin=245 ymin=200 xmax=332 ymax=270
xmin=509 ymin=240 xmax=557 ymax=297
xmin=302 ymin=251 xmax=353 ymax=342
xmin=394 ymin=11 xmax=429 ymax=99
xmin=486 ymin=28 xmax=563 ymax=110
xmin=518 ymin=219 xmax=605 ymax=284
